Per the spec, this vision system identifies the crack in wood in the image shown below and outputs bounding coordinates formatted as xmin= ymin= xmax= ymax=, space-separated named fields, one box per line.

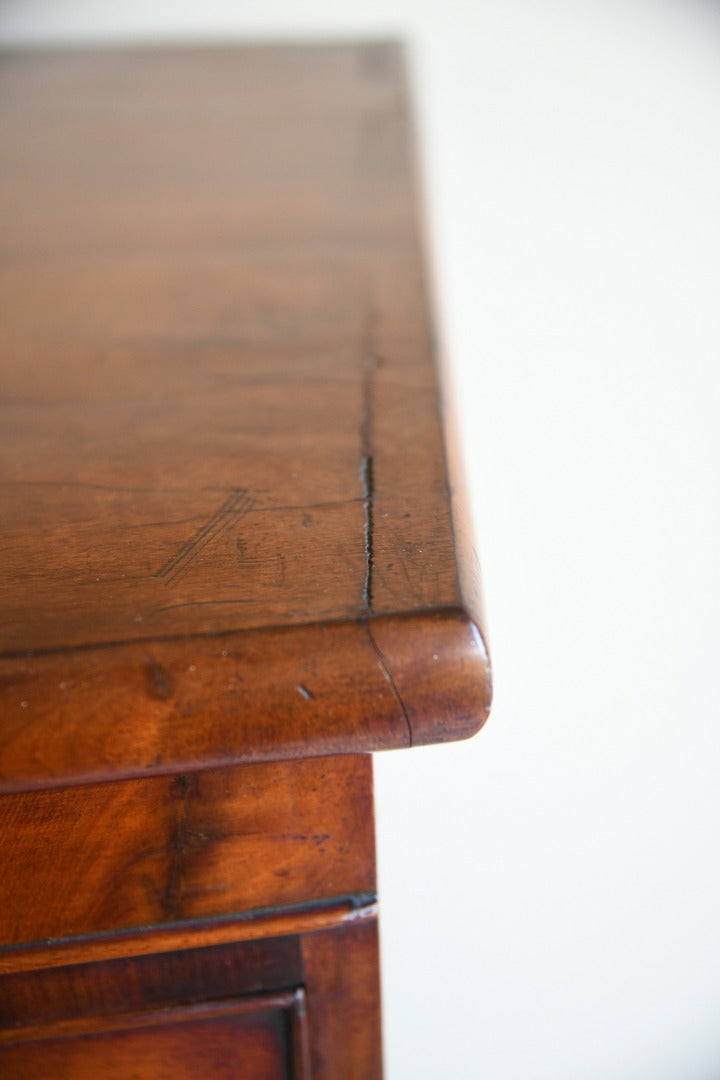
xmin=361 ymin=453 xmax=374 ymax=613
xmin=360 ymin=311 xmax=377 ymax=613
xmin=362 ymin=619 xmax=413 ymax=748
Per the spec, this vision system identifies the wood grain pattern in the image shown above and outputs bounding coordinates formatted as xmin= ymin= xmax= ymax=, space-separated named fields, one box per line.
xmin=0 ymin=912 xmax=380 ymax=1079
xmin=0 ymin=901 xmax=378 ymax=979
xmin=0 ymin=42 xmax=454 ymax=647
xmin=0 ymin=995 xmax=300 ymax=1080
xmin=0 ymin=42 xmax=491 ymax=790
xmin=302 ymin=917 xmax=383 ymax=1079
xmin=0 ymin=608 xmax=488 ymax=793
xmin=0 ymin=43 xmax=493 ymax=1077
xmin=0 ymin=755 xmax=375 ymax=947
xmin=0 ymin=937 xmax=304 ymax=1033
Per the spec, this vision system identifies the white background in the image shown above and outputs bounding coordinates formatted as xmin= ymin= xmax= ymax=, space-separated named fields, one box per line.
xmin=2 ymin=3 xmax=719 ymax=1078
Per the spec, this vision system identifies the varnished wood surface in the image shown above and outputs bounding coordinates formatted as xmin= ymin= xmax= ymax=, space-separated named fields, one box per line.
xmin=0 ymin=43 xmax=491 ymax=789
xmin=0 ymin=995 xmax=301 ymax=1079
xmin=0 ymin=914 xmax=380 ymax=1079
xmin=0 ymin=755 xmax=375 ymax=947
xmin=0 ymin=936 xmax=305 ymax=1027
xmin=302 ymin=917 xmax=383 ymax=1079
xmin=0 ymin=609 xmax=488 ymax=792
xmin=0 ymin=900 xmax=378 ymax=978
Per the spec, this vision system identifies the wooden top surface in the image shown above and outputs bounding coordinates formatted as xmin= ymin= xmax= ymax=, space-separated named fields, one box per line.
xmin=0 ymin=43 xmax=491 ymax=791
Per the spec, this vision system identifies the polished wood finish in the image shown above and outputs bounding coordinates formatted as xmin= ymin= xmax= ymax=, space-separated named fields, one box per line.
xmin=0 ymin=609 xmax=487 ymax=792
xmin=0 ymin=43 xmax=452 ymax=644
xmin=0 ymin=42 xmax=490 ymax=794
xmin=0 ymin=914 xmax=381 ymax=1080
xmin=0 ymin=900 xmax=378 ymax=978
xmin=302 ymin=918 xmax=383 ymax=1079
xmin=0 ymin=936 xmax=305 ymax=1027
xmin=0 ymin=755 xmax=375 ymax=946
xmin=0 ymin=757 xmax=380 ymax=1077
xmin=0 ymin=995 xmax=303 ymax=1080
xmin=0 ymin=40 xmax=491 ymax=1077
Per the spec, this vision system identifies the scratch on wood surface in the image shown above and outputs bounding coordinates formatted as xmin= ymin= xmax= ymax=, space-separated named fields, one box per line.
xmin=362 ymin=619 xmax=413 ymax=747
xmin=154 ymin=488 xmax=255 ymax=585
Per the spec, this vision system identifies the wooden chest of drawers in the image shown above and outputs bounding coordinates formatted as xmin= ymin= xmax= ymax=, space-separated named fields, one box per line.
xmin=0 ymin=42 xmax=491 ymax=1077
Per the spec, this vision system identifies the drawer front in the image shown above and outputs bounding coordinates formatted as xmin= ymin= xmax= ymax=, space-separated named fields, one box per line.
xmin=0 ymin=755 xmax=375 ymax=947
xmin=0 ymin=913 xmax=381 ymax=1079
xmin=0 ymin=994 xmax=304 ymax=1080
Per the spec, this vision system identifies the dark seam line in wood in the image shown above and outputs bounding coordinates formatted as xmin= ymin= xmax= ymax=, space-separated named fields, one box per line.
xmin=361 ymin=618 xmax=413 ymax=748
xmin=0 ymin=604 xmax=469 ymax=661
xmin=0 ymin=893 xmax=380 ymax=958
xmin=360 ymin=307 xmax=377 ymax=612
xmin=0 ymin=993 xmax=304 ymax=1048
xmin=361 ymin=452 xmax=374 ymax=612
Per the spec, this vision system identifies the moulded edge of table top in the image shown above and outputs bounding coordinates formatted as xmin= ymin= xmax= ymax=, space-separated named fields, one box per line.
xmin=0 ymin=604 xmax=491 ymax=794
xmin=0 ymin=41 xmax=492 ymax=794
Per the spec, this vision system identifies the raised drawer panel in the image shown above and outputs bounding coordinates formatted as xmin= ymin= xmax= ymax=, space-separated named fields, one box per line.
xmin=0 ymin=994 xmax=304 ymax=1080
xmin=0 ymin=916 xmax=381 ymax=1080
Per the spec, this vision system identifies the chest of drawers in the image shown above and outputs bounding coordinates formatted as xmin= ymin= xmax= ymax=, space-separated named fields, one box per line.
xmin=0 ymin=41 xmax=491 ymax=1077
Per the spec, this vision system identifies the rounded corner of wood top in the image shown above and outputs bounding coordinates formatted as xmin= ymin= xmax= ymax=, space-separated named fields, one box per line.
xmin=364 ymin=606 xmax=492 ymax=750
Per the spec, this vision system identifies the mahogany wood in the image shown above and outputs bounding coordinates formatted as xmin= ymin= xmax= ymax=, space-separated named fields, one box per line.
xmin=0 ymin=755 xmax=379 ymax=1077
xmin=0 ymin=40 xmax=492 ymax=1078
xmin=0 ymin=915 xmax=381 ymax=1080
xmin=0 ymin=937 xmax=305 ymax=1030
xmin=0 ymin=755 xmax=375 ymax=946
xmin=0 ymin=995 xmax=302 ymax=1080
xmin=0 ymin=609 xmax=488 ymax=793
xmin=0 ymin=41 xmax=490 ymax=794
xmin=0 ymin=902 xmax=378 ymax=978
xmin=302 ymin=918 xmax=383 ymax=1079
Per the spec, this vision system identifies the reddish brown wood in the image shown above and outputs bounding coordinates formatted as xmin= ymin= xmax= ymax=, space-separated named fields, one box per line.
xmin=0 ymin=42 xmax=491 ymax=794
xmin=0 ymin=755 xmax=375 ymax=946
xmin=0 ymin=609 xmax=488 ymax=793
xmin=302 ymin=917 xmax=383 ymax=1079
xmin=0 ymin=41 xmax=493 ymax=1078
xmin=0 ymin=911 xmax=379 ymax=1080
xmin=0 ymin=937 xmax=303 ymax=1032
xmin=0 ymin=995 xmax=300 ymax=1079
xmin=0 ymin=901 xmax=378 ymax=978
